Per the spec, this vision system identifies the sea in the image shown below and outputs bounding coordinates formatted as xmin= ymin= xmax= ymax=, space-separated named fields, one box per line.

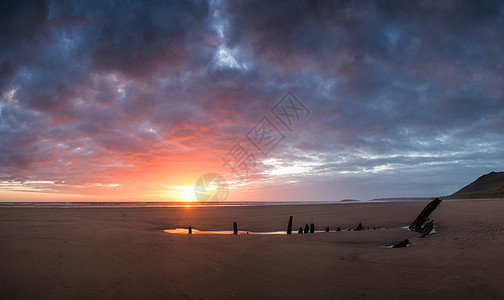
xmin=0 ymin=198 xmax=431 ymax=208
xmin=0 ymin=201 xmax=353 ymax=208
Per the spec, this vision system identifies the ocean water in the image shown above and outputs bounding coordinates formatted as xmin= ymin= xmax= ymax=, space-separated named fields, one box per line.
xmin=0 ymin=198 xmax=433 ymax=208
xmin=0 ymin=200 xmax=358 ymax=208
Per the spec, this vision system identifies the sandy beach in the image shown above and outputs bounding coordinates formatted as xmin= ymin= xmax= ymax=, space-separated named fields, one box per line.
xmin=1 ymin=199 xmax=503 ymax=299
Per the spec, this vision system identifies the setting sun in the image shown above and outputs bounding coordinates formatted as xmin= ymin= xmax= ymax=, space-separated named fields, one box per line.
xmin=179 ymin=186 xmax=195 ymax=202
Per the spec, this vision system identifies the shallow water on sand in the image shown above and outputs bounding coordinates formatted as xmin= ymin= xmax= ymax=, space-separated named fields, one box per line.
xmin=163 ymin=228 xmax=334 ymax=235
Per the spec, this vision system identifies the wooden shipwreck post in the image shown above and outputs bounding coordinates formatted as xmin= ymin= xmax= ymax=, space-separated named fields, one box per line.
xmin=287 ymin=216 xmax=293 ymax=234
xmin=409 ymin=197 xmax=443 ymax=235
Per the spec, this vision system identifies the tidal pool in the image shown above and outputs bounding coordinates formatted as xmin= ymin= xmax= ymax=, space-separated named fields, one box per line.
xmin=164 ymin=228 xmax=322 ymax=235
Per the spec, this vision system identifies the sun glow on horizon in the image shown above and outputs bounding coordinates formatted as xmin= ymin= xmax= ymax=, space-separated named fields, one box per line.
xmin=178 ymin=185 xmax=195 ymax=202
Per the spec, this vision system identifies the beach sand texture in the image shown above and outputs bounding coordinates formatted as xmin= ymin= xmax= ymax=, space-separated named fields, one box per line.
xmin=1 ymin=199 xmax=503 ymax=299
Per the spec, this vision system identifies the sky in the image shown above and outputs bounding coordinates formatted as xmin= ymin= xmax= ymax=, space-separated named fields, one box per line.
xmin=1 ymin=0 xmax=504 ymax=202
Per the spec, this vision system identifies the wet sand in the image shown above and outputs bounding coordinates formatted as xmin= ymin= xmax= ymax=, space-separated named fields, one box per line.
xmin=1 ymin=199 xmax=503 ymax=299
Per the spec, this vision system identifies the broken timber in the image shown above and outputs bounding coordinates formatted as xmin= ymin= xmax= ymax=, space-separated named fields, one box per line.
xmin=392 ymin=239 xmax=409 ymax=248
xmin=419 ymin=220 xmax=434 ymax=238
xmin=408 ymin=197 xmax=442 ymax=235
xmin=287 ymin=216 xmax=293 ymax=234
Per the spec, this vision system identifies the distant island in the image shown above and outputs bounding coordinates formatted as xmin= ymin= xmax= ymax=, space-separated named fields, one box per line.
xmin=447 ymin=171 xmax=504 ymax=199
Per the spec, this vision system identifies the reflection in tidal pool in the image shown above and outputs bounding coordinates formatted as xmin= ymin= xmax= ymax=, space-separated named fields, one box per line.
xmin=164 ymin=228 xmax=288 ymax=235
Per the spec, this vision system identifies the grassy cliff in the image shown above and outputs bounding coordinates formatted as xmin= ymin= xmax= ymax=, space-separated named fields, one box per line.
xmin=448 ymin=171 xmax=504 ymax=199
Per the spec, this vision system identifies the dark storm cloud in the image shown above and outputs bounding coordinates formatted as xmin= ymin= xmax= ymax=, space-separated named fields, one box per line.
xmin=2 ymin=0 xmax=212 ymax=109
xmin=1 ymin=0 xmax=504 ymax=199
xmin=0 ymin=104 xmax=50 ymax=168
xmin=76 ymin=0 xmax=209 ymax=77
xmin=0 ymin=0 xmax=215 ymax=186
xmin=218 ymin=0 xmax=504 ymax=197
xmin=222 ymin=0 xmax=504 ymax=154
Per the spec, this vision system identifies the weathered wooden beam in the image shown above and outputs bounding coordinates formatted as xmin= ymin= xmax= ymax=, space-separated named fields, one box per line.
xmin=420 ymin=220 xmax=434 ymax=238
xmin=392 ymin=239 xmax=409 ymax=248
xmin=409 ymin=198 xmax=442 ymax=232
xmin=356 ymin=222 xmax=363 ymax=231
xmin=287 ymin=216 xmax=293 ymax=234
